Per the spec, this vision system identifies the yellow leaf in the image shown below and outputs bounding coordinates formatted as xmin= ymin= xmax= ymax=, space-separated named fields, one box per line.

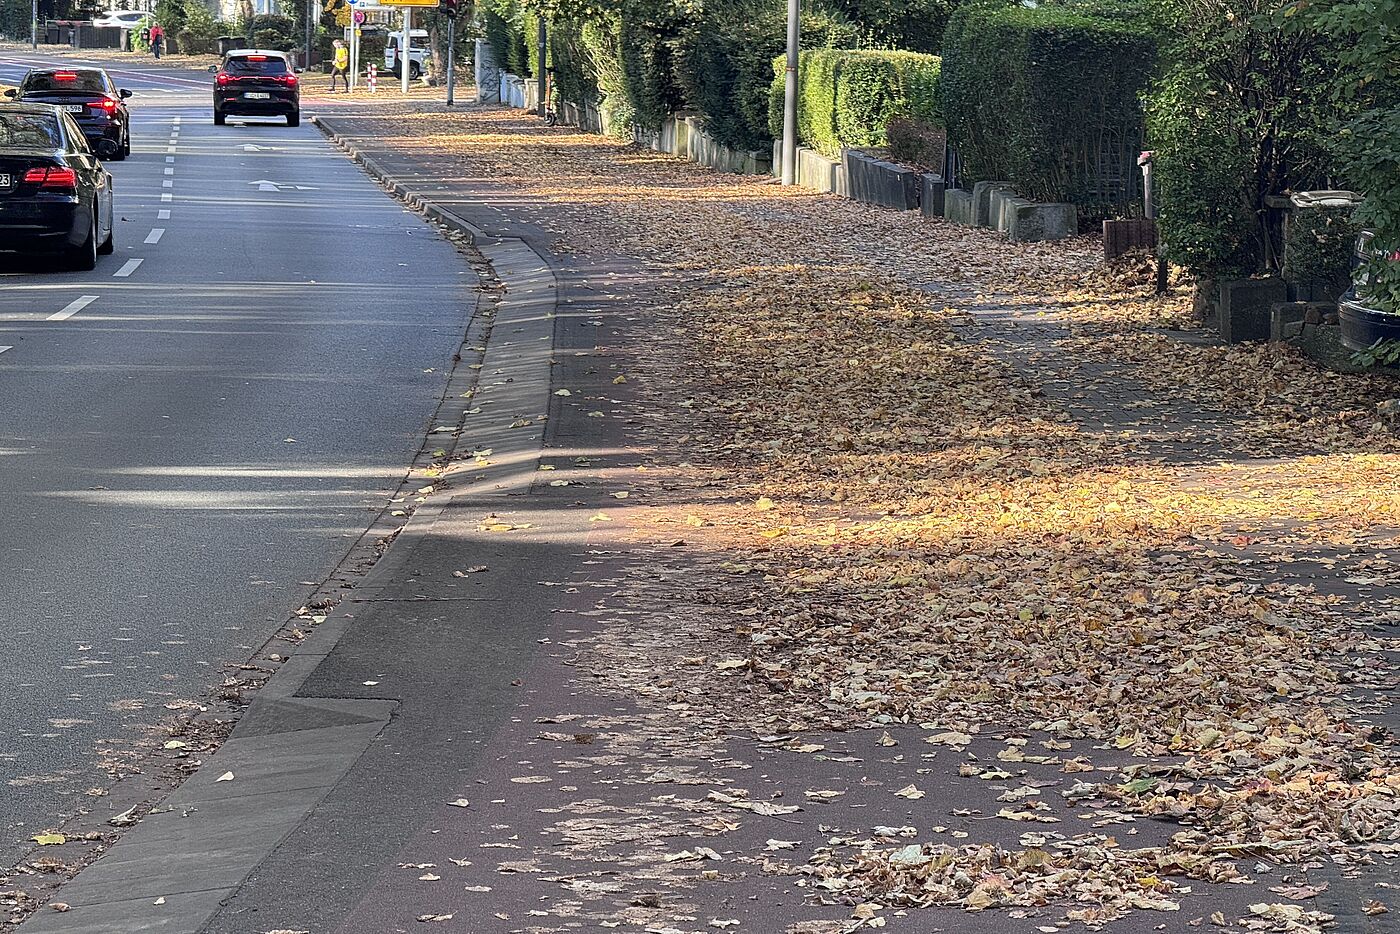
xmin=33 ymin=833 xmax=65 ymax=845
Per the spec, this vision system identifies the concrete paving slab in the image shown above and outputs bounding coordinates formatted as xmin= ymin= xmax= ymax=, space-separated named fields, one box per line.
xmin=14 ymin=888 xmax=228 ymax=934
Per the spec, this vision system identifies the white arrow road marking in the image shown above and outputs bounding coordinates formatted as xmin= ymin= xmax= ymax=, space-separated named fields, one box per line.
xmin=48 ymin=295 xmax=98 ymax=321
xmin=0 ymin=346 xmax=12 ymax=354
xmin=114 ymin=259 xmax=142 ymax=278
xmin=145 ymin=228 xmax=164 ymax=244
xmin=242 ymin=144 xmax=274 ymax=152
xmin=249 ymin=180 xmax=319 ymax=192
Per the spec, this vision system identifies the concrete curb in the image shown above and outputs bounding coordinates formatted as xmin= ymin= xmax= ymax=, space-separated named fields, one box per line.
xmin=14 ymin=113 xmax=562 ymax=934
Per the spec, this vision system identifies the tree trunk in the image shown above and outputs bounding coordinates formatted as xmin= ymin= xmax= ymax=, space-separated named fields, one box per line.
xmin=428 ymin=20 xmax=445 ymax=87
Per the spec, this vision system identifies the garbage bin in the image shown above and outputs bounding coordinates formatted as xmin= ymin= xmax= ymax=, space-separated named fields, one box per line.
xmin=216 ymin=36 xmax=240 ymax=56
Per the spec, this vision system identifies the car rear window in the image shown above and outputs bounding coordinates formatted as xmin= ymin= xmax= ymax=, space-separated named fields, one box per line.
xmin=0 ymin=113 xmax=62 ymax=149
xmin=224 ymin=55 xmax=289 ymax=76
xmin=22 ymin=71 xmax=107 ymax=93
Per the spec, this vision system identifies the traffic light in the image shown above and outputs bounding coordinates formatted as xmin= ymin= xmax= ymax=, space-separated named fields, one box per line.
xmin=441 ymin=0 xmax=458 ymax=16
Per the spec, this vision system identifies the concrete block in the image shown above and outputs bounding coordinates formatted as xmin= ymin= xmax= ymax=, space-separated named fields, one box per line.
xmin=945 ymin=188 xmax=975 ymax=226
xmin=973 ymin=180 xmax=1015 ymax=227
xmin=1008 ymin=202 xmax=1077 ymax=242
xmin=988 ymin=188 xmax=1024 ymax=232
xmin=920 ymin=174 xmax=946 ymax=219
xmin=843 ymin=150 xmax=919 ymax=211
xmin=1218 ymin=276 xmax=1288 ymax=344
xmin=1270 ymin=302 xmax=1309 ymax=343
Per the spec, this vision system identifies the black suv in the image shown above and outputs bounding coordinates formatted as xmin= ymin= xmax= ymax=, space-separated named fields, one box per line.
xmin=213 ymin=50 xmax=300 ymax=127
xmin=5 ymin=68 xmax=131 ymax=160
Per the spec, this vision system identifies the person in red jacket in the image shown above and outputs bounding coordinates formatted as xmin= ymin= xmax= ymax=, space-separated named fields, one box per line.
xmin=149 ymin=23 xmax=165 ymax=59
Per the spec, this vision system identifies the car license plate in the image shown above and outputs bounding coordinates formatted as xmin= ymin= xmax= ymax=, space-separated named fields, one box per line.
xmin=244 ymin=92 xmax=270 ymax=99
xmin=0 ymin=174 xmax=10 ymax=189
xmin=64 ymin=104 xmax=85 ymax=113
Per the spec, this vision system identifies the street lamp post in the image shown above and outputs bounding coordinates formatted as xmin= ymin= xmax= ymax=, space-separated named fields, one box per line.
xmin=536 ymin=16 xmax=546 ymax=119
xmin=31 ymin=0 xmax=38 ymax=50
xmin=780 ymin=0 xmax=800 ymax=186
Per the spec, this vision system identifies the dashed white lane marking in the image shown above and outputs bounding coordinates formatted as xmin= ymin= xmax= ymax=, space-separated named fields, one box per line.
xmin=145 ymin=228 xmax=165 ymax=245
xmin=161 ymin=180 xmax=173 ymax=188
xmin=172 ymin=116 xmax=180 ymax=123
xmin=163 ymin=168 xmax=174 ymax=175
xmin=165 ymin=156 xmax=175 ymax=163
xmin=166 ymin=146 xmax=176 ymax=154
xmin=48 ymin=295 xmax=98 ymax=321
xmin=158 ymin=209 xmax=170 ymax=219
xmin=113 ymin=259 xmax=142 ymax=278
xmin=161 ymin=193 xmax=172 ymax=202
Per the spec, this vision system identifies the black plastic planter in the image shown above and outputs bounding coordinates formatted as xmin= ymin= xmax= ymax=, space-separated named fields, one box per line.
xmin=1338 ymin=293 xmax=1400 ymax=351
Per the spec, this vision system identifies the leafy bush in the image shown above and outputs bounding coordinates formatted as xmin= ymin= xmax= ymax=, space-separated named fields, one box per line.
xmin=886 ymin=116 xmax=946 ymax=169
xmin=676 ymin=1 xmax=856 ymax=151
xmin=1147 ymin=0 xmax=1343 ymax=278
xmin=581 ymin=14 xmax=635 ymax=136
xmin=247 ymin=14 xmax=296 ymax=51
xmin=550 ymin=16 xmax=598 ymax=113
xmin=822 ymin=0 xmax=960 ymax=53
xmin=1304 ymin=0 xmax=1400 ymax=310
xmin=1284 ymin=206 xmax=1360 ymax=291
xmin=617 ymin=15 xmax=681 ymax=131
xmin=771 ymin=49 xmax=941 ymax=160
xmin=482 ymin=0 xmax=530 ymax=76
xmin=943 ymin=0 xmax=1155 ymax=216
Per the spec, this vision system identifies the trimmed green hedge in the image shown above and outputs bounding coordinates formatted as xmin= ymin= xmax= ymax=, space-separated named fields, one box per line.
xmin=674 ymin=1 xmax=856 ymax=151
xmin=770 ymin=49 xmax=942 ymax=160
xmin=943 ymin=0 xmax=1155 ymax=216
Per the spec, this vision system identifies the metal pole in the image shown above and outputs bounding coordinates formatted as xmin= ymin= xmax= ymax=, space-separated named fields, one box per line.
xmin=535 ymin=15 xmax=546 ymax=118
xmin=400 ymin=7 xmax=411 ymax=93
xmin=349 ymin=22 xmax=358 ymax=91
xmin=31 ymin=0 xmax=37 ymax=50
xmin=305 ymin=0 xmax=313 ymax=72
xmin=445 ymin=14 xmax=455 ymax=106
xmin=780 ymin=0 xmax=800 ymax=186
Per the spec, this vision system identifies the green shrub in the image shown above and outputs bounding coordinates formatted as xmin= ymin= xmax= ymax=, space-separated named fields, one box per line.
xmin=617 ymin=16 xmax=680 ymax=131
xmin=822 ymin=0 xmax=961 ymax=53
xmin=581 ymin=15 xmax=635 ymax=137
xmin=675 ymin=1 xmax=856 ymax=152
xmin=771 ymin=49 xmax=941 ymax=159
xmin=247 ymin=14 xmax=296 ymax=51
xmin=550 ymin=16 xmax=597 ymax=112
xmin=1284 ymin=206 xmax=1361 ymax=291
xmin=1147 ymin=0 xmax=1343 ymax=279
xmin=1149 ymin=71 xmax=1258 ymax=277
xmin=942 ymin=0 xmax=1155 ymax=216
xmin=482 ymin=0 xmax=530 ymax=76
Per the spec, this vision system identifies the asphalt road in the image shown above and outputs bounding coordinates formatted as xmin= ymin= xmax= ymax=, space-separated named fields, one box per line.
xmin=0 ymin=53 xmax=475 ymax=863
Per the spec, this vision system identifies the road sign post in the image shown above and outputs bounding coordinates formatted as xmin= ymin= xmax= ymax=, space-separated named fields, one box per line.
xmin=401 ymin=7 xmax=411 ymax=93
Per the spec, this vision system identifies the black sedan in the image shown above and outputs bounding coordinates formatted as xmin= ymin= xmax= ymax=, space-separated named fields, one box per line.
xmin=0 ymin=104 xmax=114 ymax=270
xmin=213 ymin=50 xmax=300 ymax=127
xmin=5 ymin=68 xmax=132 ymax=160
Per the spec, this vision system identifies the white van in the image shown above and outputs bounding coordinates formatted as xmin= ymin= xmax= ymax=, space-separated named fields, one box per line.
xmin=385 ymin=29 xmax=430 ymax=80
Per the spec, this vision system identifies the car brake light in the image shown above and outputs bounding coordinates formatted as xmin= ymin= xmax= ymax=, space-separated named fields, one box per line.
xmin=215 ymin=72 xmax=232 ymax=85
xmin=282 ymin=74 xmax=298 ymax=86
xmin=93 ymin=97 xmax=119 ymax=112
xmin=247 ymin=55 xmax=268 ymax=61
xmin=23 ymin=167 xmax=77 ymax=189
xmin=52 ymin=72 xmax=77 ymax=81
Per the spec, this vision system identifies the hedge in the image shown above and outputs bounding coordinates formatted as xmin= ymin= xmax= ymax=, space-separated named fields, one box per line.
xmin=674 ymin=2 xmax=857 ymax=151
xmin=770 ymin=49 xmax=942 ymax=161
xmin=942 ymin=1 xmax=1155 ymax=216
